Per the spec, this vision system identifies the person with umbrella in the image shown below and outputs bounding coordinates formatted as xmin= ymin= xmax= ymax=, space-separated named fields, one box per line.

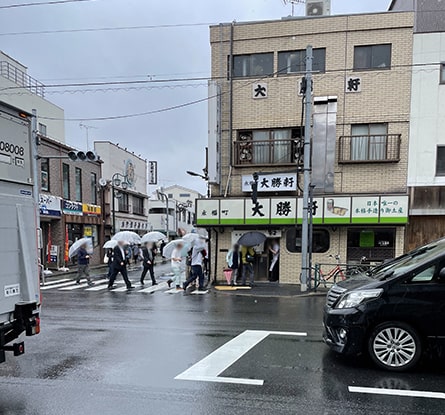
xmin=183 ymin=237 xmax=207 ymax=292
xmin=226 ymin=244 xmax=240 ymax=286
xmin=140 ymin=242 xmax=157 ymax=286
xmin=108 ymin=240 xmax=133 ymax=290
xmin=76 ymin=242 xmax=94 ymax=287
xmin=241 ymin=245 xmax=256 ymax=287
xmin=171 ymin=241 xmax=186 ymax=290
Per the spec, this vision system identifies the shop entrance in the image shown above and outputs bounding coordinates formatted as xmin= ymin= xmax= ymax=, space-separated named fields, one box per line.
xmin=347 ymin=228 xmax=396 ymax=264
xmin=252 ymin=238 xmax=281 ymax=282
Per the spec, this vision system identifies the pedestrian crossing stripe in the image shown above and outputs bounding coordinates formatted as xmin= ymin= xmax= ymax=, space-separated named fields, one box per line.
xmin=40 ymin=278 xmax=70 ymax=287
xmin=191 ymin=290 xmax=209 ymax=295
xmin=59 ymin=279 xmax=108 ymax=291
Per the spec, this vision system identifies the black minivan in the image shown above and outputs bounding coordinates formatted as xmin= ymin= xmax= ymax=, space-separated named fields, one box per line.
xmin=323 ymin=237 xmax=445 ymax=371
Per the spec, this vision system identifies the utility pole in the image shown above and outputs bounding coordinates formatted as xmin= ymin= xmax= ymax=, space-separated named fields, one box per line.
xmin=300 ymin=45 xmax=313 ymax=293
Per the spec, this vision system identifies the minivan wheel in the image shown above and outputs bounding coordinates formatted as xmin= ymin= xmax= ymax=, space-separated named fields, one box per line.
xmin=368 ymin=322 xmax=422 ymax=372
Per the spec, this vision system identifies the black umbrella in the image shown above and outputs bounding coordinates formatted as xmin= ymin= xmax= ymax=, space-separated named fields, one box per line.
xmin=237 ymin=232 xmax=267 ymax=247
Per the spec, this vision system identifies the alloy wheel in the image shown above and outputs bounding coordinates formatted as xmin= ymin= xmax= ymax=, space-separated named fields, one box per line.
xmin=372 ymin=327 xmax=416 ymax=368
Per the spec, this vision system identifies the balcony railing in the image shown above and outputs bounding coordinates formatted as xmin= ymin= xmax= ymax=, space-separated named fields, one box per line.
xmin=338 ymin=134 xmax=401 ymax=164
xmin=234 ymin=139 xmax=297 ymax=166
xmin=0 ymin=61 xmax=45 ymax=98
xmin=132 ymin=205 xmax=145 ymax=216
xmin=118 ymin=203 xmax=129 ymax=213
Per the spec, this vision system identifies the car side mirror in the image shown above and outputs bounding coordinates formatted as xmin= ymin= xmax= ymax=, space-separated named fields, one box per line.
xmin=439 ymin=267 xmax=445 ymax=281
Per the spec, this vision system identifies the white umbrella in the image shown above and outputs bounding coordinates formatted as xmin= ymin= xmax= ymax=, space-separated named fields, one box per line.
xmin=112 ymin=231 xmax=141 ymax=244
xmin=163 ymin=239 xmax=189 ymax=259
xmin=182 ymin=233 xmax=200 ymax=245
xmin=191 ymin=228 xmax=208 ymax=239
xmin=103 ymin=240 xmax=118 ymax=249
xmin=68 ymin=237 xmax=93 ymax=258
xmin=141 ymin=231 xmax=166 ymax=244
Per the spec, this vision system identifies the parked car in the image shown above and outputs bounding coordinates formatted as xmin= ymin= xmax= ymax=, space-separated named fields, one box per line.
xmin=323 ymin=237 xmax=445 ymax=371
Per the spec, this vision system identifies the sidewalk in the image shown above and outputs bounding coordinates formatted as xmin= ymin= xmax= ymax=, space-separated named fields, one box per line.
xmin=213 ymin=281 xmax=329 ymax=298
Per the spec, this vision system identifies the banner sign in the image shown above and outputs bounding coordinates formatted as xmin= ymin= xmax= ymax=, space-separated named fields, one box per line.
xmin=82 ymin=203 xmax=101 ymax=216
xmin=242 ymin=173 xmax=297 ymax=193
xmin=148 ymin=161 xmax=158 ymax=185
xmin=62 ymin=200 xmax=83 ymax=216
xmin=39 ymin=194 xmax=62 ymax=217
xmin=119 ymin=220 xmax=149 ymax=231
xmin=196 ymin=195 xmax=409 ymax=226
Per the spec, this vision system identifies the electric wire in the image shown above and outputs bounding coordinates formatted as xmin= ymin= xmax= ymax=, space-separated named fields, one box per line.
xmin=0 ymin=0 xmax=94 ymax=9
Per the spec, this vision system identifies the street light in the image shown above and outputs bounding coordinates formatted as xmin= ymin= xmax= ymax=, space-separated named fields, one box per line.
xmin=186 ymin=170 xmax=210 ymax=198
xmin=111 ymin=172 xmax=129 ymax=235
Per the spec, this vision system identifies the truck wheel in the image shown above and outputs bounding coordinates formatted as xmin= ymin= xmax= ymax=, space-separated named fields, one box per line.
xmin=368 ymin=322 xmax=422 ymax=372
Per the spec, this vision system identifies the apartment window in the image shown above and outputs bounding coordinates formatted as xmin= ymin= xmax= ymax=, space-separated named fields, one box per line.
xmin=41 ymin=158 xmax=49 ymax=191
xmin=168 ymin=193 xmax=173 ymax=199
xmin=436 ymin=146 xmax=445 ymax=176
xmin=441 ymin=63 xmax=445 ymax=84
xmin=90 ymin=173 xmax=97 ymax=204
xmin=118 ymin=193 xmax=129 ymax=212
xmin=133 ymin=196 xmax=144 ymax=215
xmin=179 ymin=193 xmax=190 ymax=198
xmin=350 ymin=124 xmax=388 ymax=161
xmin=75 ymin=167 xmax=82 ymax=202
xmin=232 ymin=53 xmax=274 ymax=78
xmin=286 ymin=228 xmax=330 ymax=253
xmin=236 ymin=128 xmax=302 ymax=165
xmin=354 ymin=44 xmax=391 ymax=70
xmin=62 ymin=163 xmax=70 ymax=199
xmin=278 ymin=48 xmax=326 ymax=75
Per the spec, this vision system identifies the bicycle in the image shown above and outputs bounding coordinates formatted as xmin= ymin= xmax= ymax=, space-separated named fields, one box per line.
xmin=312 ymin=255 xmax=347 ymax=288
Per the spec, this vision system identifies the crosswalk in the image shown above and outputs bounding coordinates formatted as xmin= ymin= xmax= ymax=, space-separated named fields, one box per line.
xmin=40 ymin=278 xmax=208 ymax=294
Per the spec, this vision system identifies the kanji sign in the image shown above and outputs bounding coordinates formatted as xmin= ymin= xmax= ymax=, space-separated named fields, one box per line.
xmin=196 ymin=195 xmax=409 ymax=226
xmin=346 ymin=76 xmax=362 ymax=93
xmin=252 ymin=83 xmax=267 ymax=99
xmin=148 ymin=161 xmax=158 ymax=185
xmin=242 ymin=173 xmax=297 ymax=193
xmin=82 ymin=203 xmax=101 ymax=217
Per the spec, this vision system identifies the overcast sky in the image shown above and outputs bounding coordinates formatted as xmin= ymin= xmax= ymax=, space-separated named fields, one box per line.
xmin=1 ymin=0 xmax=391 ymax=194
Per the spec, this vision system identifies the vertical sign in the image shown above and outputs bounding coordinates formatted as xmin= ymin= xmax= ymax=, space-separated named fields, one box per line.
xmin=148 ymin=161 xmax=157 ymax=185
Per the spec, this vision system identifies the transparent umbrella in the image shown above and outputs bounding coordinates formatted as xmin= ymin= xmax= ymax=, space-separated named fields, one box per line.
xmin=103 ymin=240 xmax=118 ymax=249
xmin=163 ymin=239 xmax=190 ymax=259
xmin=112 ymin=231 xmax=141 ymax=244
xmin=69 ymin=237 xmax=93 ymax=258
xmin=141 ymin=231 xmax=166 ymax=244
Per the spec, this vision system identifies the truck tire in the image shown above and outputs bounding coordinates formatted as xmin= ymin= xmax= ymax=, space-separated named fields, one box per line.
xmin=368 ymin=322 xmax=422 ymax=372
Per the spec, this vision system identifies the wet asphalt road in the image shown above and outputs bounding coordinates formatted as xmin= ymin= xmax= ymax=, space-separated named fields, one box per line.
xmin=1 ymin=269 xmax=445 ymax=415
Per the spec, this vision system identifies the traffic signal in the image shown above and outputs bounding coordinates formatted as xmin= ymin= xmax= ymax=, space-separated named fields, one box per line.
xmin=68 ymin=150 xmax=98 ymax=161
xmin=311 ymin=201 xmax=318 ymax=216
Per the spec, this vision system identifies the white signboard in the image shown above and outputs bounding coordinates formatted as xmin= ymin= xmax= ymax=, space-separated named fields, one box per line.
xmin=220 ymin=199 xmax=244 ymax=225
xmin=245 ymin=198 xmax=270 ymax=225
xmin=242 ymin=173 xmax=297 ymax=193
xmin=323 ymin=197 xmax=351 ymax=224
xmin=148 ymin=161 xmax=157 ymax=185
xmin=252 ymin=83 xmax=267 ymax=99
xmin=345 ymin=76 xmax=362 ymax=93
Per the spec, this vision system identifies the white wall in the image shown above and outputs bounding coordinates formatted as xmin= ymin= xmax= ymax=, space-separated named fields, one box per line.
xmin=94 ymin=141 xmax=148 ymax=195
xmin=0 ymin=52 xmax=65 ymax=141
xmin=408 ymin=33 xmax=445 ymax=186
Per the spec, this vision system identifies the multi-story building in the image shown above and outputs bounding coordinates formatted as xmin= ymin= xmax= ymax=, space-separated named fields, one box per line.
xmin=200 ymin=7 xmax=414 ymax=284
xmin=149 ymin=185 xmax=202 ymax=238
xmin=38 ymin=136 xmax=103 ymax=268
xmin=94 ymin=141 xmax=149 ymax=240
xmin=0 ymin=51 xmax=65 ymax=142
xmin=389 ymin=0 xmax=445 ymax=250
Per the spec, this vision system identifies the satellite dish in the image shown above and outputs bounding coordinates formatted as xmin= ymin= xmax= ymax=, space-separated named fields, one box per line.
xmin=99 ymin=178 xmax=108 ymax=187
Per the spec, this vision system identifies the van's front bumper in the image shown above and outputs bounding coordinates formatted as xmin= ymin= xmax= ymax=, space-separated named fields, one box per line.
xmin=323 ymin=306 xmax=368 ymax=356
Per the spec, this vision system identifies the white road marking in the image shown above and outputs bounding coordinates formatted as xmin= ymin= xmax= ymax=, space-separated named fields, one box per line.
xmin=349 ymin=386 xmax=445 ymax=400
xmin=40 ymin=280 xmax=78 ymax=290
xmin=175 ymin=330 xmax=307 ymax=385
xmin=139 ymin=282 xmax=168 ymax=293
xmin=59 ymin=279 xmax=108 ymax=291
xmin=85 ymin=281 xmax=119 ymax=291
xmin=166 ymin=288 xmax=183 ymax=294
xmin=40 ymin=278 xmax=70 ymax=286
xmin=191 ymin=290 xmax=209 ymax=295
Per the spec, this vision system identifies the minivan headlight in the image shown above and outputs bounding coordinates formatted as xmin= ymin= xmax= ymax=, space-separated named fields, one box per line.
xmin=335 ymin=289 xmax=383 ymax=309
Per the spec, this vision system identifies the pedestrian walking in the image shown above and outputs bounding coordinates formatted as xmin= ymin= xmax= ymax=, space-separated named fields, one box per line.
xmin=226 ymin=244 xmax=240 ymax=286
xmin=108 ymin=241 xmax=134 ymax=290
xmin=76 ymin=243 xmax=94 ymax=287
xmin=132 ymin=244 xmax=141 ymax=265
xmin=140 ymin=242 xmax=157 ymax=286
xmin=105 ymin=248 xmax=114 ymax=279
xmin=241 ymin=245 xmax=256 ymax=286
xmin=183 ymin=240 xmax=206 ymax=292
xmin=268 ymin=239 xmax=280 ymax=282
xmin=160 ymin=240 xmax=166 ymax=258
xmin=171 ymin=242 xmax=186 ymax=290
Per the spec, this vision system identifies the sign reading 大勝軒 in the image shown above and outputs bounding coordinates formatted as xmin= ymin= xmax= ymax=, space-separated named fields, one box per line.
xmin=242 ymin=173 xmax=297 ymax=193
xmin=196 ymin=195 xmax=409 ymax=226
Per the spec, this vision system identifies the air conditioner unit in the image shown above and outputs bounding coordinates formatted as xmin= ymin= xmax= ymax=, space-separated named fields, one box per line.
xmin=306 ymin=0 xmax=331 ymax=16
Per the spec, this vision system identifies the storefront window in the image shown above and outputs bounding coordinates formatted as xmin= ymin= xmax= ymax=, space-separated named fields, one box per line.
xmin=84 ymin=225 xmax=98 ymax=246
xmin=286 ymin=228 xmax=330 ymax=253
xmin=347 ymin=228 xmax=395 ymax=262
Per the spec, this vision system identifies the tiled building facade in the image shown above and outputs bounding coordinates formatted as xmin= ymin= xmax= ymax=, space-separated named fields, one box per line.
xmin=202 ymin=11 xmax=414 ymax=284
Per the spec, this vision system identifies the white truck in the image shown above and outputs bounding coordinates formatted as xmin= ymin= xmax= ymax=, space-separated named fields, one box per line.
xmin=0 ymin=102 xmax=40 ymax=364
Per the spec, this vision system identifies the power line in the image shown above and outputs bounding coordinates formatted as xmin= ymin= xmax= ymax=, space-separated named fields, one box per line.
xmin=0 ymin=22 xmax=215 ymax=37
xmin=0 ymin=0 xmax=94 ymax=9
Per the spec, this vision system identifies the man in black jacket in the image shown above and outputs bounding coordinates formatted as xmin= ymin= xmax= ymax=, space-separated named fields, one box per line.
xmin=140 ymin=242 xmax=157 ymax=286
xmin=108 ymin=241 xmax=133 ymax=290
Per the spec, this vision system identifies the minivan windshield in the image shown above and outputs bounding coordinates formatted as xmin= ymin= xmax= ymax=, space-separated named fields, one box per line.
xmin=371 ymin=239 xmax=445 ymax=280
